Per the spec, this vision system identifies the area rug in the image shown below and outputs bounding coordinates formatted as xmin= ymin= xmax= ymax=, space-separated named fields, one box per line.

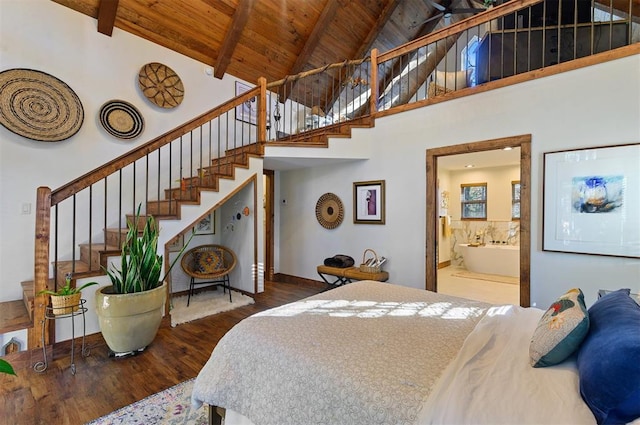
xmin=170 ymin=289 xmax=254 ymax=327
xmin=85 ymin=379 xmax=207 ymax=425
xmin=452 ymin=270 xmax=519 ymax=285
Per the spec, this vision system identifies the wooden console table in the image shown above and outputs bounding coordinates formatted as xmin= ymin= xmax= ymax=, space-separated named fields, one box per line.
xmin=317 ymin=265 xmax=389 ymax=287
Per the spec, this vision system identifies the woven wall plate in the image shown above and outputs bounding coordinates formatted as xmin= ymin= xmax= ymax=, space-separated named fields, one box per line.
xmin=315 ymin=193 xmax=344 ymax=229
xmin=0 ymin=68 xmax=84 ymax=142
xmin=138 ymin=62 xmax=184 ymax=109
xmin=99 ymin=100 xmax=144 ymax=139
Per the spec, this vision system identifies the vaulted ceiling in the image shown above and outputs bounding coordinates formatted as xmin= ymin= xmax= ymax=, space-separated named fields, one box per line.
xmin=51 ymin=0 xmax=481 ymax=85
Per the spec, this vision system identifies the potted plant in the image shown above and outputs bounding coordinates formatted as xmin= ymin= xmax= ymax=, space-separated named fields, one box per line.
xmin=0 ymin=359 xmax=16 ymax=376
xmin=95 ymin=205 xmax=191 ymax=356
xmin=38 ymin=273 xmax=98 ymax=315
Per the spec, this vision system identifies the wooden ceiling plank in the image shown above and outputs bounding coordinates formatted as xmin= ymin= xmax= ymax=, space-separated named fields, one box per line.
xmin=278 ymin=0 xmax=342 ymax=105
xmin=321 ymin=0 xmax=401 ymax=115
xmin=288 ymin=0 xmax=342 ymax=77
xmin=97 ymin=0 xmax=119 ymax=36
xmin=214 ymin=0 xmax=255 ymax=79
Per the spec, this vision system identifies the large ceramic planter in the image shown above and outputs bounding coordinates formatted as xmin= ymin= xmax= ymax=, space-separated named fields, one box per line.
xmin=95 ymin=282 xmax=167 ymax=354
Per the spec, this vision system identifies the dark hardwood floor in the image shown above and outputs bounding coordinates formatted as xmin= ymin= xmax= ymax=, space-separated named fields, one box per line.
xmin=0 ymin=280 xmax=328 ymax=425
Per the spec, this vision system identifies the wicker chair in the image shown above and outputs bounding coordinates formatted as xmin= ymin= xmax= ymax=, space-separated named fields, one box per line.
xmin=180 ymin=244 xmax=237 ymax=306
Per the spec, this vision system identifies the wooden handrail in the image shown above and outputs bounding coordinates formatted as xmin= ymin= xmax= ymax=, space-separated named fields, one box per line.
xmin=50 ymin=85 xmax=263 ymax=206
xmin=378 ymin=0 xmax=543 ymax=62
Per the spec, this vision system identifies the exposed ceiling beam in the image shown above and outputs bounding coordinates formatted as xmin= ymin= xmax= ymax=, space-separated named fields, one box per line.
xmin=97 ymin=0 xmax=119 ymax=37
xmin=214 ymin=0 xmax=254 ymax=79
xmin=288 ymin=0 xmax=342 ymax=77
xmin=325 ymin=0 xmax=403 ymax=115
xmin=274 ymin=0 xmax=341 ymax=105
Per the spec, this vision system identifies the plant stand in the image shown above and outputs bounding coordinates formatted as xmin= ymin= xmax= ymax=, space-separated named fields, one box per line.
xmin=34 ymin=299 xmax=89 ymax=375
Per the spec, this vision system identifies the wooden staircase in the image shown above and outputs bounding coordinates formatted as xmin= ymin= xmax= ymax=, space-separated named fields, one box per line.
xmin=0 ymin=142 xmax=270 ymax=339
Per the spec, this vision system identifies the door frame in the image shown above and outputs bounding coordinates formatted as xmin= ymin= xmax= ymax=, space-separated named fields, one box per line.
xmin=263 ymin=169 xmax=275 ymax=281
xmin=426 ymin=135 xmax=531 ymax=307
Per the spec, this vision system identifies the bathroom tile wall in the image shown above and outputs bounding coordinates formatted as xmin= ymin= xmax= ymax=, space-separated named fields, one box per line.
xmin=450 ymin=220 xmax=520 ymax=267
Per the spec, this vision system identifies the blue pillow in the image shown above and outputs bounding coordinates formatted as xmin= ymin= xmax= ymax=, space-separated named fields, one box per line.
xmin=577 ymin=289 xmax=640 ymax=425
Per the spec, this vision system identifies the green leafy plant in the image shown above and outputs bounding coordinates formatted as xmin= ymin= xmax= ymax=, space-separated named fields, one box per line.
xmin=105 ymin=205 xmax=193 ymax=294
xmin=38 ymin=273 xmax=98 ymax=296
xmin=0 ymin=359 xmax=16 ymax=376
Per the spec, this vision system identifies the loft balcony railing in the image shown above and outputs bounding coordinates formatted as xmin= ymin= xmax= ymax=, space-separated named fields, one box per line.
xmin=32 ymin=0 xmax=638 ymax=348
xmin=264 ymin=0 xmax=637 ymax=132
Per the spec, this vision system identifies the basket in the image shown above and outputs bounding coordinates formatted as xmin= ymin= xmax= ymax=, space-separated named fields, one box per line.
xmin=50 ymin=292 xmax=81 ymax=316
xmin=359 ymin=249 xmax=382 ymax=273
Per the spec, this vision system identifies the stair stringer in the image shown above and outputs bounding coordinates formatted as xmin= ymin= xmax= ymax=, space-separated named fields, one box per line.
xmin=158 ymin=155 xmax=264 ymax=296
xmin=263 ymin=125 xmax=376 ymax=168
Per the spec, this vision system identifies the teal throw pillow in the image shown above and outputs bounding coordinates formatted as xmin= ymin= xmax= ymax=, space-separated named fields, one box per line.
xmin=529 ymin=288 xmax=589 ymax=368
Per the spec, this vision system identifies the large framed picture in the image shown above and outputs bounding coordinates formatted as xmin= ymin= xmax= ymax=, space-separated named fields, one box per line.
xmin=235 ymin=81 xmax=257 ymax=125
xmin=194 ymin=210 xmax=216 ymax=235
xmin=542 ymin=143 xmax=639 ymax=258
xmin=353 ymin=180 xmax=385 ymax=224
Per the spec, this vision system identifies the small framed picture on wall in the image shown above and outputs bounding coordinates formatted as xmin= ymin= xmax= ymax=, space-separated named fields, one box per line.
xmin=194 ymin=210 xmax=215 ymax=235
xmin=353 ymin=180 xmax=385 ymax=224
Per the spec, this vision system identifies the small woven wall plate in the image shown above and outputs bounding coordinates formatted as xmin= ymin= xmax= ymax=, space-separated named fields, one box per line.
xmin=138 ymin=62 xmax=184 ymax=108
xmin=315 ymin=193 xmax=344 ymax=229
xmin=0 ymin=68 xmax=84 ymax=142
xmin=99 ymin=100 xmax=145 ymax=140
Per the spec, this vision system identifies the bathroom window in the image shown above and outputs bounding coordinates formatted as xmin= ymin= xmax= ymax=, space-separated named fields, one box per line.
xmin=512 ymin=180 xmax=521 ymax=220
xmin=461 ymin=183 xmax=487 ymax=220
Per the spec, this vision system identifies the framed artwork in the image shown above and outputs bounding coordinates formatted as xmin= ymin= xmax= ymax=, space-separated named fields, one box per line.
xmin=194 ymin=210 xmax=216 ymax=235
xmin=353 ymin=180 xmax=385 ymax=224
xmin=543 ymin=143 xmax=639 ymax=258
xmin=167 ymin=234 xmax=183 ymax=252
xmin=235 ymin=81 xmax=257 ymax=125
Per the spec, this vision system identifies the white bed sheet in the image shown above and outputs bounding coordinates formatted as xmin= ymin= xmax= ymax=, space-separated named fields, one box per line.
xmin=417 ymin=304 xmax=597 ymax=424
xmin=192 ymin=281 xmax=490 ymax=425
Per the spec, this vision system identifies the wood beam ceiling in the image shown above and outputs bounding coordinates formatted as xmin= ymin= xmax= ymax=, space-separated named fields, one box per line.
xmin=97 ymin=0 xmax=119 ymax=36
xmin=214 ymin=0 xmax=254 ymax=79
xmin=288 ymin=0 xmax=341 ymax=76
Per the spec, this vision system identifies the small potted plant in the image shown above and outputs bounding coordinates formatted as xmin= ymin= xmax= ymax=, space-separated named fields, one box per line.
xmin=39 ymin=273 xmax=98 ymax=315
xmin=0 ymin=359 xmax=16 ymax=376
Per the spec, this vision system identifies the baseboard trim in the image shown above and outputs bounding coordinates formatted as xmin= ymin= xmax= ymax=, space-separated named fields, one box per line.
xmin=273 ymin=273 xmax=326 ymax=289
xmin=438 ymin=260 xmax=451 ymax=269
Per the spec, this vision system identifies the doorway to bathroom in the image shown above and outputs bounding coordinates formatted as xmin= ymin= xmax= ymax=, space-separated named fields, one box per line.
xmin=426 ymin=135 xmax=531 ymax=307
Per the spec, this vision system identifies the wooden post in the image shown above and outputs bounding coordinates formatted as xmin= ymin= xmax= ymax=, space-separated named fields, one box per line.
xmin=29 ymin=187 xmax=52 ymax=349
xmin=257 ymin=76 xmax=267 ymax=148
xmin=369 ymin=48 xmax=378 ymax=115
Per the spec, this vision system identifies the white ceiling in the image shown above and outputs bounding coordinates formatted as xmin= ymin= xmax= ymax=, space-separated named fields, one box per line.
xmin=263 ymin=147 xmax=521 ymax=171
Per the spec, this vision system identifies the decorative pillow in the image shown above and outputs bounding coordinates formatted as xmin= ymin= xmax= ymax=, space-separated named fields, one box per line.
xmin=195 ymin=249 xmax=224 ymax=274
xmin=577 ymin=288 xmax=640 ymax=425
xmin=529 ymin=288 xmax=589 ymax=368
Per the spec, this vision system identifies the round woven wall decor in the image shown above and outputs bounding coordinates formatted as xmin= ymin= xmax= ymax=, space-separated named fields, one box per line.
xmin=315 ymin=193 xmax=344 ymax=229
xmin=138 ymin=62 xmax=184 ymax=108
xmin=0 ymin=68 xmax=84 ymax=142
xmin=99 ymin=100 xmax=145 ymax=140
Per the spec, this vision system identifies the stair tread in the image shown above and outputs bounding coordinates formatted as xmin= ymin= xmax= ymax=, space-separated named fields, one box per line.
xmin=0 ymin=300 xmax=33 ymax=333
xmin=78 ymin=242 xmax=121 ymax=251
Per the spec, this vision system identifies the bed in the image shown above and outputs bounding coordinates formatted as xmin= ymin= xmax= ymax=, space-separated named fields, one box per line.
xmin=191 ymin=281 xmax=640 ymax=425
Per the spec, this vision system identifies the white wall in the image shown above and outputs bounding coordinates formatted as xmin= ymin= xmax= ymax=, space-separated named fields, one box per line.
xmin=448 ymin=165 xmax=520 ymax=221
xmin=0 ymin=0 xmax=257 ymax=302
xmin=277 ymin=54 xmax=640 ymax=308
